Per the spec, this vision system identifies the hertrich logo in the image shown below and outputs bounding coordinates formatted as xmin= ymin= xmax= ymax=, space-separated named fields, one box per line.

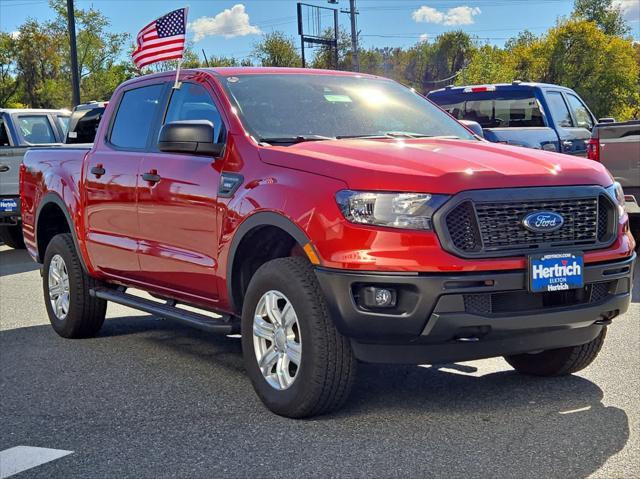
xmin=522 ymin=211 xmax=564 ymax=233
xmin=532 ymin=259 xmax=582 ymax=291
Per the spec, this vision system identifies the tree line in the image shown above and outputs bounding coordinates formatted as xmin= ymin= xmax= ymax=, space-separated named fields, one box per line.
xmin=1 ymin=0 xmax=638 ymax=120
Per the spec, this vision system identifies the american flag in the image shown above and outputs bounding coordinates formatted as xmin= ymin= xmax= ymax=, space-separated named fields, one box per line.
xmin=132 ymin=8 xmax=187 ymax=69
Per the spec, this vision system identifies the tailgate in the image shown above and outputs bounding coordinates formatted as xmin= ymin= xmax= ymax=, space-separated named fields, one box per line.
xmin=0 ymin=146 xmax=27 ymax=197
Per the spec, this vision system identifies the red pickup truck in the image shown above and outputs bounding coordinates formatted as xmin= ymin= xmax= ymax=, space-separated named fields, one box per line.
xmin=20 ymin=68 xmax=636 ymax=418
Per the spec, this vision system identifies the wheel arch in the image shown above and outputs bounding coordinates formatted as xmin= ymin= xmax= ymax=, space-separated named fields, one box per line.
xmin=226 ymin=212 xmax=312 ymax=314
xmin=35 ymin=193 xmax=87 ymax=272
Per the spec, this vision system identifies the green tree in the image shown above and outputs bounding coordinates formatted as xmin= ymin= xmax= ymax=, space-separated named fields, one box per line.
xmin=252 ymin=32 xmax=301 ymax=67
xmin=573 ymin=0 xmax=630 ymax=36
xmin=457 ymin=45 xmax=515 ymax=85
xmin=0 ymin=32 xmax=20 ymax=106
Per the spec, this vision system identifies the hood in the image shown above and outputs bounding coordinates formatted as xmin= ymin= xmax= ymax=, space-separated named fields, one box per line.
xmin=258 ymin=138 xmax=613 ymax=194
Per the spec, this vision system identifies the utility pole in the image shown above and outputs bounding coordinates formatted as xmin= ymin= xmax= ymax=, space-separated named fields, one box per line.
xmin=340 ymin=0 xmax=359 ymax=72
xmin=66 ymin=0 xmax=80 ymax=107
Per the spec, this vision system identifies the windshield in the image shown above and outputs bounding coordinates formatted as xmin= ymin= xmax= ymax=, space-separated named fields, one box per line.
xmin=222 ymin=74 xmax=475 ymax=142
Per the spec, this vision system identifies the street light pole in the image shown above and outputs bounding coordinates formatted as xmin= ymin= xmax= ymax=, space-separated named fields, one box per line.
xmin=348 ymin=0 xmax=359 ymax=72
xmin=66 ymin=0 xmax=80 ymax=107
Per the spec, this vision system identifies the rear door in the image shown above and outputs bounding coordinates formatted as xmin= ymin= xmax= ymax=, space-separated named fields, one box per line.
xmin=542 ymin=90 xmax=591 ymax=156
xmin=84 ymin=82 xmax=166 ymax=278
xmin=135 ymin=80 xmax=227 ymax=301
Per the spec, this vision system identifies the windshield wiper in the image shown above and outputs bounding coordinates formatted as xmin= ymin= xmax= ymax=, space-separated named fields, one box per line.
xmin=336 ymin=131 xmax=433 ymax=140
xmin=258 ymin=135 xmax=335 ymax=145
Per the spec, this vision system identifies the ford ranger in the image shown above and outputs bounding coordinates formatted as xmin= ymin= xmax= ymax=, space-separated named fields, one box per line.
xmin=20 ymin=68 xmax=636 ymax=418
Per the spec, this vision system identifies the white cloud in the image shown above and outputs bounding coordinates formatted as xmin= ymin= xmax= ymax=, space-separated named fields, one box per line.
xmin=412 ymin=5 xmax=481 ymax=26
xmin=9 ymin=31 xmax=20 ymax=39
xmin=419 ymin=33 xmax=430 ymax=43
xmin=613 ymin=0 xmax=640 ymax=23
xmin=189 ymin=4 xmax=261 ymax=42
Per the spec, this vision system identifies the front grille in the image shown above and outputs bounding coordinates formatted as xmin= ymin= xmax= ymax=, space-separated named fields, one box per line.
xmin=463 ymin=281 xmax=615 ymax=315
xmin=439 ymin=188 xmax=617 ymax=257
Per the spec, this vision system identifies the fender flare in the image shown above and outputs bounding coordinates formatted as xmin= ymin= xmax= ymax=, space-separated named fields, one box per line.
xmin=226 ymin=211 xmax=311 ymax=313
xmin=35 ymin=192 xmax=88 ymax=272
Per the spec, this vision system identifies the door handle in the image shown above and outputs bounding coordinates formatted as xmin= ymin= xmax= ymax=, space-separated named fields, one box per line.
xmin=142 ymin=170 xmax=161 ymax=184
xmin=90 ymin=165 xmax=105 ymax=177
xmin=0 ymin=164 xmax=9 ymax=173
xmin=562 ymin=140 xmax=573 ymax=149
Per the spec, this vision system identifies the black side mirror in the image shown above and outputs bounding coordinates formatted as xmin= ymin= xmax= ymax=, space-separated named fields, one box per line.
xmin=158 ymin=120 xmax=223 ymax=156
xmin=459 ymin=120 xmax=484 ymax=138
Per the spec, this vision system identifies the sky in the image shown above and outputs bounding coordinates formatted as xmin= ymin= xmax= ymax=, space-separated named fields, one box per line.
xmin=1 ymin=0 xmax=639 ymax=63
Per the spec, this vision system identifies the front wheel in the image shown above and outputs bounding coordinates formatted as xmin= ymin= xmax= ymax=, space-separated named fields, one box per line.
xmin=43 ymin=233 xmax=107 ymax=338
xmin=241 ymin=257 xmax=357 ymax=418
xmin=504 ymin=328 xmax=607 ymax=376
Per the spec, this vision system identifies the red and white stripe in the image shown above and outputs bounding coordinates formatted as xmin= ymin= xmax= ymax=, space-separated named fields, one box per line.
xmin=132 ymin=20 xmax=185 ymax=69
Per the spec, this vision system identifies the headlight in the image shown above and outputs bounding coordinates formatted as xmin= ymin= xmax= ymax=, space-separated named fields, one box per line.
xmin=606 ymin=182 xmax=625 ymax=216
xmin=335 ymin=190 xmax=449 ymax=230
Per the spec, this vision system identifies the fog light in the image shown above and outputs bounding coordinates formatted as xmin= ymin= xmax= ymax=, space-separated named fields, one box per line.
xmin=360 ymin=286 xmax=397 ymax=309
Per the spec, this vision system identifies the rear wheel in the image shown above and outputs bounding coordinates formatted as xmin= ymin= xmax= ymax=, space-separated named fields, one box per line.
xmin=0 ymin=224 xmax=25 ymax=249
xmin=241 ymin=257 xmax=357 ymax=418
xmin=504 ymin=328 xmax=606 ymax=376
xmin=43 ymin=233 xmax=106 ymax=338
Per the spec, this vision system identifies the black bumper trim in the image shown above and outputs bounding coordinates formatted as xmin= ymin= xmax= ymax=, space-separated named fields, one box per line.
xmin=315 ymin=253 xmax=635 ymax=363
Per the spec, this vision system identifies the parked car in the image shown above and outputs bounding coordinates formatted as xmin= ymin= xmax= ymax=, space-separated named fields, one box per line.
xmin=587 ymin=120 xmax=640 ymax=237
xmin=21 ymin=68 xmax=635 ymax=418
xmin=428 ymin=82 xmax=598 ymax=156
xmin=66 ymin=101 xmax=107 ymax=144
xmin=0 ymin=108 xmax=70 ymax=248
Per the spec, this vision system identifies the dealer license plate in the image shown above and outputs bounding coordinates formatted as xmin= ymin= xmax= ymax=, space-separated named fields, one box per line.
xmin=0 ymin=198 xmax=18 ymax=213
xmin=529 ymin=252 xmax=584 ymax=293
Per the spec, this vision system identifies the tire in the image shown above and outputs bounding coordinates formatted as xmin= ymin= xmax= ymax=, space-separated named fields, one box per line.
xmin=43 ymin=233 xmax=107 ymax=338
xmin=0 ymin=224 xmax=25 ymax=249
xmin=504 ymin=327 xmax=607 ymax=376
xmin=241 ymin=256 xmax=357 ymax=418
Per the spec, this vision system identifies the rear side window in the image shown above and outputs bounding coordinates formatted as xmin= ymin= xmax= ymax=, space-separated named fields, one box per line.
xmin=110 ymin=84 xmax=164 ymax=149
xmin=67 ymin=108 xmax=105 ymax=144
xmin=546 ymin=92 xmax=574 ymax=128
xmin=566 ymin=94 xmax=593 ymax=130
xmin=433 ymin=91 xmax=545 ymax=128
xmin=17 ymin=115 xmax=56 ymax=144
xmin=164 ymin=83 xmax=225 ymax=143
xmin=56 ymin=115 xmax=70 ymax=135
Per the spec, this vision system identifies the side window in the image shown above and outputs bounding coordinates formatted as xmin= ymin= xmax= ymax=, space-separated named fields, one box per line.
xmin=566 ymin=94 xmax=594 ymax=130
xmin=17 ymin=115 xmax=56 ymax=144
xmin=164 ymin=83 xmax=225 ymax=143
xmin=0 ymin=119 xmax=10 ymax=147
xmin=546 ymin=92 xmax=574 ymax=128
xmin=110 ymin=84 xmax=164 ymax=149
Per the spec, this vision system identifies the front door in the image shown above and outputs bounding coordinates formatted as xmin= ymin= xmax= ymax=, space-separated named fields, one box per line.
xmin=84 ymin=82 xmax=165 ymax=278
xmin=544 ymin=90 xmax=592 ymax=156
xmin=136 ymin=81 xmax=226 ymax=301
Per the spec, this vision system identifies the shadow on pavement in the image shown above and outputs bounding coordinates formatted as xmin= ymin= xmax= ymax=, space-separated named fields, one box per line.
xmin=0 ymin=247 xmax=39 ymax=276
xmin=0 ymin=316 xmax=630 ymax=479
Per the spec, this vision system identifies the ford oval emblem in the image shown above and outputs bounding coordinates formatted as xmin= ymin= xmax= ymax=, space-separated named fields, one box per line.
xmin=522 ymin=211 xmax=564 ymax=233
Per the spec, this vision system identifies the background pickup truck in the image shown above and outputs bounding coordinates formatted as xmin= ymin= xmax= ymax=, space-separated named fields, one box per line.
xmin=0 ymin=108 xmax=70 ymax=248
xmin=428 ymin=82 xmax=597 ymax=156
xmin=588 ymin=120 xmax=640 ymax=228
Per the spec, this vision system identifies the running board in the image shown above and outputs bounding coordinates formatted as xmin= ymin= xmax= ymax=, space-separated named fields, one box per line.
xmin=90 ymin=287 xmax=238 ymax=334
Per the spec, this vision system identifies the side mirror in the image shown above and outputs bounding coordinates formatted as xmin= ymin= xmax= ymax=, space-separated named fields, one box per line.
xmin=598 ymin=117 xmax=616 ymax=124
xmin=158 ymin=120 xmax=223 ymax=156
xmin=459 ymin=120 xmax=484 ymax=138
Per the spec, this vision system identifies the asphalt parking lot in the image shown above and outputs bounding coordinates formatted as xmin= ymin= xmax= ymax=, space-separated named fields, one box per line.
xmin=0 ymin=244 xmax=638 ymax=479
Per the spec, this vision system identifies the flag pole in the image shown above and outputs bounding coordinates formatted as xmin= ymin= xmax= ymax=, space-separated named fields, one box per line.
xmin=173 ymin=6 xmax=189 ymax=90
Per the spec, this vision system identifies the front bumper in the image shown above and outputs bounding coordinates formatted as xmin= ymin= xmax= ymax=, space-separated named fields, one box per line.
xmin=315 ymin=253 xmax=635 ymax=364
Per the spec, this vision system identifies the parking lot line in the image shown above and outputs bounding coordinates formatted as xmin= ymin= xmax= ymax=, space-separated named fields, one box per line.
xmin=0 ymin=446 xmax=73 ymax=478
